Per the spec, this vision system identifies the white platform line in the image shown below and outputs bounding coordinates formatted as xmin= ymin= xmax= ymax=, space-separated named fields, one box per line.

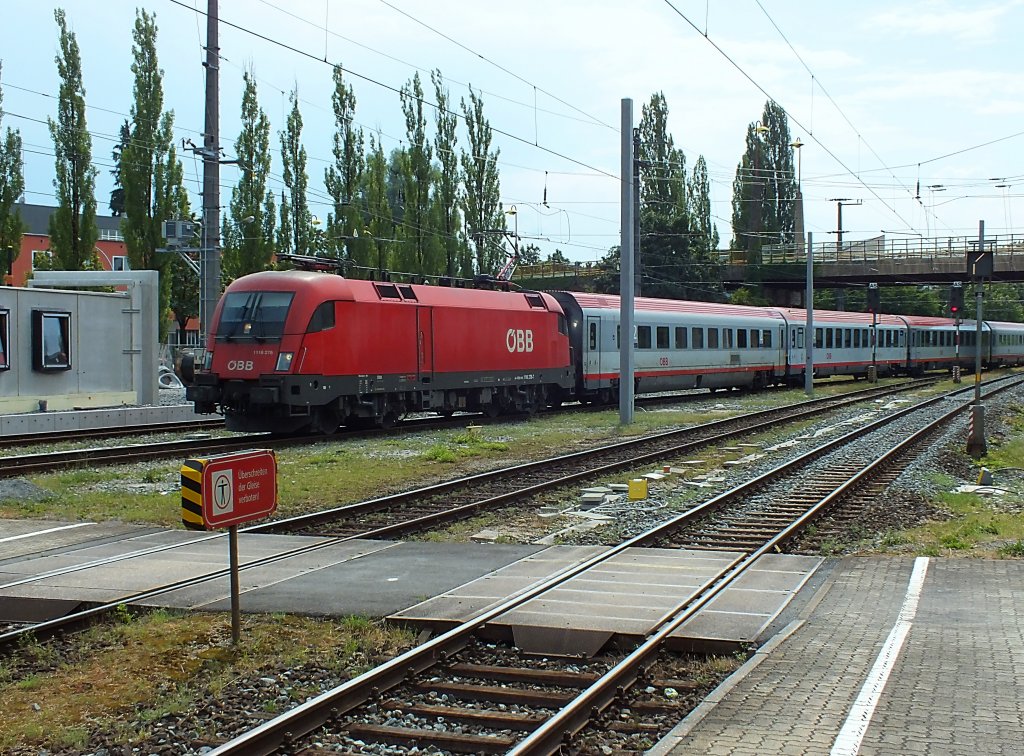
xmin=831 ymin=556 xmax=930 ymax=756
xmin=0 ymin=522 xmax=95 ymax=544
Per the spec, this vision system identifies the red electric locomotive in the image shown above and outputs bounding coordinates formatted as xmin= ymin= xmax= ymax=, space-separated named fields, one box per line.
xmin=187 ymin=270 xmax=575 ymax=433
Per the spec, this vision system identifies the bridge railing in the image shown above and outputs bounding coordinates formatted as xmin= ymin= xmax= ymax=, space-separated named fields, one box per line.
xmin=758 ymin=234 xmax=1024 ymax=265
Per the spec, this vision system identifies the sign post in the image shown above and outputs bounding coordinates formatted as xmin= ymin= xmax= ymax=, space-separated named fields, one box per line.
xmin=181 ymin=449 xmax=278 ymax=643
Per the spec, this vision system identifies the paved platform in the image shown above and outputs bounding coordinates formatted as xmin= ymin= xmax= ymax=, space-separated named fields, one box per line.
xmin=0 ymin=526 xmax=544 ymax=618
xmin=0 ymin=401 xmax=197 ymax=436
xmin=392 ymin=548 xmax=821 ymax=656
xmin=650 ymin=556 xmax=1024 ymax=756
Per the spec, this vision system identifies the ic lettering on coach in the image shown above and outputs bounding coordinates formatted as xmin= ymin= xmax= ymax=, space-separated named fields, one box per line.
xmin=505 ymin=329 xmax=534 ymax=353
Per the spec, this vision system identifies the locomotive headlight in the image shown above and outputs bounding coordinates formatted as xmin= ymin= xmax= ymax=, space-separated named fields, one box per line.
xmin=275 ymin=352 xmax=295 ymax=372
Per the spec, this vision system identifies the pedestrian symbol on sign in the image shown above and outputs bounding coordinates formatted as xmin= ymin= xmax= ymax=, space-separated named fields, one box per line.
xmin=212 ymin=469 xmax=234 ymax=515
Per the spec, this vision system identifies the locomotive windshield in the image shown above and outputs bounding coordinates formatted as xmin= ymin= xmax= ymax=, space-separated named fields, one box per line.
xmin=217 ymin=291 xmax=294 ymax=341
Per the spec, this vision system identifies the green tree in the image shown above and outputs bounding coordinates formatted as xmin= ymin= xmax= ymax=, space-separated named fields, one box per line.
xmin=278 ymin=89 xmax=311 ymax=256
xmin=168 ymin=253 xmax=198 ymax=344
xmin=431 ymin=69 xmax=466 ymax=278
xmin=731 ymin=100 xmax=797 ymax=262
xmin=361 ymin=133 xmax=393 ymax=278
xmin=0 ymin=63 xmax=26 ymax=264
xmin=460 ymin=86 xmax=502 ymax=275
xmin=120 ymin=9 xmax=190 ymax=336
xmin=47 ymin=8 xmax=98 ymax=271
xmin=222 ymin=69 xmax=276 ymax=280
xmin=399 ymin=72 xmax=439 ymax=276
xmin=324 ymin=64 xmax=364 ymax=266
xmin=688 ymin=155 xmax=719 ymax=256
xmin=109 ymin=119 xmax=129 ymax=216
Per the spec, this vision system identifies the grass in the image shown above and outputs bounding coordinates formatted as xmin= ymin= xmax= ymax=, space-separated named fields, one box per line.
xmin=0 ymin=377 xmax=963 ymax=533
xmin=0 ymin=610 xmax=414 ymax=753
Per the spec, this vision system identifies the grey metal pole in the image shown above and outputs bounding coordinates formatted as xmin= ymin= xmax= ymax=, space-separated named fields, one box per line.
xmin=619 ymin=99 xmax=635 ymax=426
xmin=229 ymin=524 xmax=241 ymax=644
xmin=805 ymin=231 xmax=813 ymax=396
xmin=200 ymin=0 xmax=221 ymax=348
xmin=974 ymin=221 xmax=984 ymax=404
xmin=633 ymin=128 xmax=641 ymax=299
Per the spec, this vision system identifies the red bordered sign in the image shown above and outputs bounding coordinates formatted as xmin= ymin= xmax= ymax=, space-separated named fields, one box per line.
xmin=201 ymin=449 xmax=278 ymax=528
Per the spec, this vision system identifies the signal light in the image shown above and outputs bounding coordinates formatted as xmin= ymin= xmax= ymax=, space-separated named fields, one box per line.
xmin=950 ymin=282 xmax=964 ymax=315
xmin=867 ymin=283 xmax=880 ymax=314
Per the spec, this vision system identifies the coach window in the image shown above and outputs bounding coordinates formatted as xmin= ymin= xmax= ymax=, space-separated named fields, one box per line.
xmin=692 ymin=327 xmax=704 ymax=349
xmin=825 ymin=329 xmax=833 ymax=349
xmin=750 ymin=329 xmax=760 ymax=348
xmin=815 ymin=328 xmax=823 ymax=349
xmin=737 ymin=328 xmax=747 ymax=348
xmin=762 ymin=329 xmax=772 ymax=348
xmin=638 ymin=326 xmax=652 ymax=349
xmin=707 ymin=327 xmax=719 ymax=349
xmin=844 ymin=329 xmax=852 ymax=348
xmin=0 ymin=309 xmax=8 ymax=370
xmin=588 ymin=322 xmax=597 ymax=350
xmin=675 ymin=326 xmax=687 ymax=349
xmin=723 ymin=328 xmax=733 ymax=349
xmin=32 ymin=310 xmax=71 ymax=371
xmin=657 ymin=326 xmax=670 ymax=349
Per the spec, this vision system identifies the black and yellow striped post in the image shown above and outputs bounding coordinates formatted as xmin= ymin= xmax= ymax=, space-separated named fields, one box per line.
xmin=180 ymin=458 xmax=208 ymax=530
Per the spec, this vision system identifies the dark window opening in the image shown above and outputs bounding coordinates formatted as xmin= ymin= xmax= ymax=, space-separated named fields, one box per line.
xmin=637 ymin=325 xmax=652 ymax=349
xmin=0 ymin=309 xmax=8 ymax=370
xmin=32 ymin=310 xmax=71 ymax=371
xmin=374 ymin=283 xmax=402 ymax=299
xmin=707 ymin=328 xmax=719 ymax=349
xmin=656 ymin=326 xmax=670 ymax=349
xmin=217 ymin=291 xmax=294 ymax=341
xmin=398 ymin=285 xmax=418 ymax=301
xmin=525 ymin=293 xmax=546 ymax=309
xmin=737 ymin=329 xmax=747 ymax=348
xmin=692 ymin=327 xmax=704 ymax=349
xmin=763 ymin=329 xmax=772 ymax=348
xmin=675 ymin=326 xmax=687 ymax=349
xmin=589 ymin=322 xmax=598 ymax=350
xmin=306 ymin=301 xmax=336 ymax=333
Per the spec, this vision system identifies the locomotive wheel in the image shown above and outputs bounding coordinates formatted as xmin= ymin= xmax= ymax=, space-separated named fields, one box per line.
xmin=381 ymin=411 xmax=399 ymax=429
xmin=484 ymin=401 xmax=501 ymax=418
xmin=313 ymin=405 xmax=342 ymax=435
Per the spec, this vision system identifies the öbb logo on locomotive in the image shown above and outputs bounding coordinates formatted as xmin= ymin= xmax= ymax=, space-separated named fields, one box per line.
xmin=227 ymin=360 xmax=254 ymax=371
xmin=506 ymin=328 xmax=534 ymax=353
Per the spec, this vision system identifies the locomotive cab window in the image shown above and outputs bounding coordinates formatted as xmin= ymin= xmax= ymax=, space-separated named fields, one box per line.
xmin=306 ymin=301 xmax=336 ymax=333
xmin=557 ymin=314 xmax=567 ymax=336
xmin=0 ymin=309 xmax=8 ymax=370
xmin=32 ymin=310 xmax=71 ymax=371
xmin=217 ymin=291 xmax=294 ymax=341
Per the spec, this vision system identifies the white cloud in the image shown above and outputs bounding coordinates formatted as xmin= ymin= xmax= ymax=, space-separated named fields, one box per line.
xmin=870 ymin=0 xmax=1023 ymax=42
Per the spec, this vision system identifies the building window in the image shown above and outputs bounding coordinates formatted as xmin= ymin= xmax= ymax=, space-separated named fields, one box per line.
xmin=0 ymin=309 xmax=8 ymax=370
xmin=31 ymin=250 xmax=53 ymax=271
xmin=112 ymin=255 xmax=129 ymax=271
xmin=32 ymin=310 xmax=71 ymax=371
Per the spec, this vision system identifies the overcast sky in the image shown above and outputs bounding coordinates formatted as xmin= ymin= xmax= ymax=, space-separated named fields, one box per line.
xmin=2 ymin=0 xmax=1022 ymax=265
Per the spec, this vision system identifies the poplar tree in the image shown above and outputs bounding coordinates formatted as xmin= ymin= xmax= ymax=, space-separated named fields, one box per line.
xmin=361 ymin=133 xmax=393 ymax=278
xmin=0 ymin=63 xmax=26 ymax=263
xmin=460 ymin=87 xmax=502 ymax=275
xmin=222 ymin=70 xmax=276 ymax=280
xmin=399 ymin=72 xmax=437 ymax=275
xmin=324 ymin=64 xmax=364 ymax=265
xmin=48 ymin=8 xmax=98 ymax=271
xmin=120 ymin=8 xmax=190 ymax=335
xmin=431 ymin=69 xmax=465 ymax=278
xmin=278 ymin=89 xmax=311 ymax=256
xmin=731 ymin=100 xmax=797 ymax=260
xmin=688 ymin=155 xmax=719 ymax=256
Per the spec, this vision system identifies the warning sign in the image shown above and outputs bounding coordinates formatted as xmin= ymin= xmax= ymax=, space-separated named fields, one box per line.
xmin=180 ymin=450 xmax=277 ymax=530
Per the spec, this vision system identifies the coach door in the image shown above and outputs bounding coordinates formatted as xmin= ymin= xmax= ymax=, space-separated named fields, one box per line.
xmin=417 ymin=307 xmax=434 ymax=382
xmin=585 ymin=316 xmax=603 ymax=383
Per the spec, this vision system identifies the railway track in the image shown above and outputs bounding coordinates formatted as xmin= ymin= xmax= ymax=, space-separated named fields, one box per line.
xmin=0 ymin=378 xmax=936 ymax=655
xmin=200 ymin=373 xmax=1024 ymax=755
xmin=0 ymin=381 xmax=873 ymax=474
